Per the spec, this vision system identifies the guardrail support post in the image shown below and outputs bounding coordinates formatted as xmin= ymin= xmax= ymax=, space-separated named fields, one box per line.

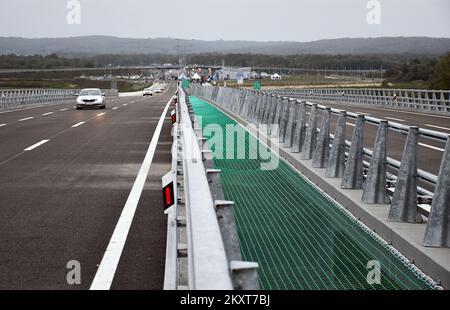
xmin=279 ymin=99 xmax=289 ymax=143
xmin=423 ymin=136 xmax=450 ymax=248
xmin=388 ymin=127 xmax=423 ymax=223
xmin=341 ymin=115 xmax=365 ymax=189
xmin=230 ymin=261 xmax=260 ymax=290
xmin=362 ymin=120 xmax=389 ymax=204
xmin=312 ymin=107 xmax=331 ymax=168
xmin=284 ymin=101 xmax=297 ymax=148
xmin=207 ymin=169 xmax=225 ymax=201
xmin=326 ymin=111 xmax=347 ymax=177
xmin=292 ymin=101 xmax=307 ymax=153
xmin=301 ymin=103 xmax=318 ymax=160
xmin=215 ymin=200 xmax=243 ymax=262
xmin=266 ymin=96 xmax=278 ymax=135
xmin=273 ymin=96 xmax=283 ymax=126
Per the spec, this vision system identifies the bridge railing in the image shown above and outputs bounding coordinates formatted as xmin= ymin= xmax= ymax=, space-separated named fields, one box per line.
xmin=190 ymin=85 xmax=450 ymax=249
xmin=0 ymin=88 xmax=119 ymax=111
xmin=267 ymin=88 xmax=450 ymax=116
xmin=163 ymin=87 xmax=260 ymax=290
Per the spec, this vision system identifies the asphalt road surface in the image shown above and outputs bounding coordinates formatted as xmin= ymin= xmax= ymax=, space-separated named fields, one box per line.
xmin=0 ymin=86 xmax=175 ymax=289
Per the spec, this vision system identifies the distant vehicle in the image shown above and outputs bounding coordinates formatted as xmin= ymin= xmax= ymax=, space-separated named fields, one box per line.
xmin=143 ymin=88 xmax=153 ymax=96
xmin=154 ymin=88 xmax=162 ymax=94
xmin=76 ymin=88 xmax=106 ymax=110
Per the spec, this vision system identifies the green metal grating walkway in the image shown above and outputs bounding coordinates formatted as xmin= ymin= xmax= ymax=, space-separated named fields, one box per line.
xmin=190 ymin=95 xmax=439 ymax=290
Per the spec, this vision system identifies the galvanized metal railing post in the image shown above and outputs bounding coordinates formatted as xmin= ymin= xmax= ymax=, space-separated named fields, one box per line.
xmin=284 ymin=100 xmax=297 ymax=148
xmin=326 ymin=111 xmax=347 ymax=177
xmin=312 ymin=107 xmax=331 ymax=168
xmin=388 ymin=127 xmax=423 ymax=223
xmin=362 ymin=120 xmax=389 ymax=204
xmin=292 ymin=101 xmax=307 ymax=153
xmin=301 ymin=103 xmax=318 ymax=160
xmin=423 ymin=136 xmax=450 ymax=248
xmin=278 ymin=98 xmax=290 ymax=143
xmin=341 ymin=114 xmax=365 ymax=189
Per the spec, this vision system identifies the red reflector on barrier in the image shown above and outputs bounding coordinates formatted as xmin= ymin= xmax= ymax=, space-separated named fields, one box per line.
xmin=171 ymin=110 xmax=177 ymax=124
xmin=162 ymin=182 xmax=174 ymax=210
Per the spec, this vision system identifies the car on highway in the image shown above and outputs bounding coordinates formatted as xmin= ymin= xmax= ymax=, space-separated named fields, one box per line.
xmin=76 ymin=88 xmax=106 ymax=110
xmin=143 ymin=88 xmax=153 ymax=96
xmin=154 ymin=88 xmax=162 ymax=94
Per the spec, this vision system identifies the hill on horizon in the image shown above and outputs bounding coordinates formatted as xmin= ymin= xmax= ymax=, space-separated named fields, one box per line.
xmin=0 ymin=36 xmax=449 ymax=56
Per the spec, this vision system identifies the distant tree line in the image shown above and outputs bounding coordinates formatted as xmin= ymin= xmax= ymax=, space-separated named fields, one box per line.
xmin=384 ymin=53 xmax=450 ymax=89
xmin=1 ymin=52 xmax=449 ymax=89
xmin=0 ymin=52 xmax=433 ymax=70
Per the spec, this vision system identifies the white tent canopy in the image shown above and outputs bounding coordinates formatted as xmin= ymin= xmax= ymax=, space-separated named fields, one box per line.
xmin=270 ymin=73 xmax=282 ymax=80
xmin=191 ymin=72 xmax=201 ymax=80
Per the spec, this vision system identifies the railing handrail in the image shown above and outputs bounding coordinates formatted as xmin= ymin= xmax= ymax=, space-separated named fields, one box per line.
xmin=266 ymin=87 xmax=450 ymax=116
xmin=178 ymin=87 xmax=233 ymax=290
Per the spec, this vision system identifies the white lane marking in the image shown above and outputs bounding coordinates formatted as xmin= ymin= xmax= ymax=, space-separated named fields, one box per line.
xmin=112 ymin=107 xmax=118 ymax=110
xmin=385 ymin=117 xmax=405 ymax=122
xmin=425 ymin=124 xmax=450 ymax=131
xmin=60 ymin=108 xmax=69 ymax=111
xmin=19 ymin=117 xmax=34 ymax=122
xmin=346 ymin=122 xmax=356 ymax=127
xmin=42 ymin=112 xmax=54 ymax=116
xmin=0 ymin=123 xmax=6 ymax=127
xmin=97 ymin=112 xmax=105 ymax=117
xmin=24 ymin=139 xmax=49 ymax=151
xmin=356 ymin=112 xmax=370 ymax=115
xmin=419 ymin=143 xmax=444 ymax=152
xmin=90 ymin=97 xmax=172 ymax=290
xmin=123 ymin=103 xmax=128 ymax=106
xmin=72 ymin=122 xmax=85 ymax=128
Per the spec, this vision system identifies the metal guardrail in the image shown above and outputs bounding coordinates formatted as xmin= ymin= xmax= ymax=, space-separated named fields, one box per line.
xmin=267 ymin=88 xmax=450 ymax=116
xmin=163 ymin=87 xmax=260 ymax=290
xmin=190 ymin=85 xmax=450 ymax=249
xmin=0 ymin=88 xmax=119 ymax=111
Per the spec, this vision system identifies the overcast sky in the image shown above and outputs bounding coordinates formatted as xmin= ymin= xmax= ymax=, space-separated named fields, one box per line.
xmin=0 ymin=0 xmax=449 ymax=41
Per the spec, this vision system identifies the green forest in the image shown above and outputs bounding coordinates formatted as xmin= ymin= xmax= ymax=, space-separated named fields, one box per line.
xmin=0 ymin=52 xmax=449 ymax=89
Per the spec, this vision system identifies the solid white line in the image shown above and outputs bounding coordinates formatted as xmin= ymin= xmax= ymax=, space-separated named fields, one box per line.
xmin=90 ymin=97 xmax=172 ymax=290
xmin=346 ymin=122 xmax=356 ymax=127
xmin=385 ymin=117 xmax=405 ymax=122
xmin=97 ymin=112 xmax=105 ymax=116
xmin=60 ymin=108 xmax=69 ymax=111
xmin=42 ymin=112 xmax=54 ymax=116
xmin=19 ymin=117 xmax=34 ymax=122
xmin=0 ymin=123 xmax=6 ymax=127
xmin=419 ymin=143 xmax=444 ymax=152
xmin=24 ymin=139 xmax=49 ymax=151
xmin=425 ymin=124 xmax=450 ymax=131
xmin=72 ymin=122 xmax=85 ymax=128
xmin=112 ymin=107 xmax=118 ymax=110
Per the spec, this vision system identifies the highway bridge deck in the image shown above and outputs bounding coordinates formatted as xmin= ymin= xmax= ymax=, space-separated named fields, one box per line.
xmin=0 ymin=88 xmax=175 ymax=289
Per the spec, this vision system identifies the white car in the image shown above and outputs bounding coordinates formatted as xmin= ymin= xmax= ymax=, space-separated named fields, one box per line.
xmin=76 ymin=88 xmax=106 ymax=110
xmin=154 ymin=88 xmax=162 ymax=94
xmin=143 ymin=88 xmax=153 ymax=96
